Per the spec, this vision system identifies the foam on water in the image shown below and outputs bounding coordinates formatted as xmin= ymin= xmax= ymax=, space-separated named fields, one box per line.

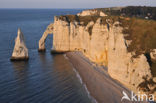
xmin=64 ymin=54 xmax=98 ymax=103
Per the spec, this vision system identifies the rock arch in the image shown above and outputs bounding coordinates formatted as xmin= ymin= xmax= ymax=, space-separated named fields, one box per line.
xmin=38 ymin=23 xmax=53 ymax=52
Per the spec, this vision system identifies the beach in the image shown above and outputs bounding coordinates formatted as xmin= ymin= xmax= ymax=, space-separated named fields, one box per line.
xmin=66 ymin=52 xmax=133 ymax=103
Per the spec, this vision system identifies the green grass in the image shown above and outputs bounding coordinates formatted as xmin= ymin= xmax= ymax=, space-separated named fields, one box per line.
xmin=96 ymin=6 xmax=156 ymax=20
xmin=120 ymin=18 xmax=156 ymax=53
xmin=121 ymin=18 xmax=156 ymax=54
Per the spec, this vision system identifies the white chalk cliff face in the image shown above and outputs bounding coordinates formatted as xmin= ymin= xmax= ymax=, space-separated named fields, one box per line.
xmin=11 ymin=28 xmax=28 ymax=60
xmin=107 ymin=23 xmax=152 ymax=92
xmin=40 ymin=11 xmax=155 ymax=96
xmin=77 ymin=9 xmax=107 ymax=16
xmin=52 ymin=17 xmax=70 ymax=51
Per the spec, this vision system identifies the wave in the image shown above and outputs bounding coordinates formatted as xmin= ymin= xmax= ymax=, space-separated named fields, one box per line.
xmin=63 ymin=54 xmax=98 ymax=103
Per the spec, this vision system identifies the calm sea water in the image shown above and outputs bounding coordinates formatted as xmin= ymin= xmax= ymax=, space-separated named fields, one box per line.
xmin=0 ymin=9 xmax=92 ymax=103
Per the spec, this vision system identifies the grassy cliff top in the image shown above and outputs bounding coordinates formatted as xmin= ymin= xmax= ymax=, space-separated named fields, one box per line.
xmin=95 ymin=6 xmax=156 ymax=20
xmin=121 ymin=18 xmax=156 ymax=55
xmin=121 ymin=18 xmax=156 ymax=77
xmin=57 ymin=15 xmax=156 ymax=55
xmin=57 ymin=15 xmax=121 ymax=26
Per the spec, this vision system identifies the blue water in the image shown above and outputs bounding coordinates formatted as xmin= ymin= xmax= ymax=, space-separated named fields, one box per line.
xmin=0 ymin=9 xmax=92 ymax=103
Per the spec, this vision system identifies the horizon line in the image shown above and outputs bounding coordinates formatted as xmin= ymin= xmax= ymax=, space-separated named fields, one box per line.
xmin=0 ymin=8 xmax=91 ymax=9
xmin=0 ymin=5 xmax=155 ymax=9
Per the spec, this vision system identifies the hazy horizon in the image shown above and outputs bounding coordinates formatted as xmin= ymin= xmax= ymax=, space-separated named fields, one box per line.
xmin=0 ymin=0 xmax=156 ymax=9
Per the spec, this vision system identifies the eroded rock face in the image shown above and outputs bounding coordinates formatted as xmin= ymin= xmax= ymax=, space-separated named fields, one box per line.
xmin=43 ymin=14 xmax=155 ymax=95
xmin=77 ymin=9 xmax=107 ymax=16
xmin=150 ymin=49 xmax=156 ymax=60
xmin=38 ymin=23 xmax=53 ymax=52
xmin=11 ymin=28 xmax=28 ymax=61
xmin=107 ymin=23 xmax=152 ymax=92
xmin=52 ymin=17 xmax=70 ymax=52
xmin=89 ymin=19 xmax=108 ymax=65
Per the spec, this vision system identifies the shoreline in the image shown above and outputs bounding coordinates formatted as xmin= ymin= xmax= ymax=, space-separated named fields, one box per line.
xmin=72 ymin=66 xmax=98 ymax=103
xmin=65 ymin=52 xmax=132 ymax=103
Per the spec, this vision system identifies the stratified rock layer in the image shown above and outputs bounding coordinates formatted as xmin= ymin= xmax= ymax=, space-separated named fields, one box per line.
xmin=11 ymin=28 xmax=29 ymax=61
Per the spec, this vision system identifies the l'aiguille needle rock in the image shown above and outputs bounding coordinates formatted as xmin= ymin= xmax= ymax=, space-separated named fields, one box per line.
xmin=10 ymin=28 xmax=29 ymax=61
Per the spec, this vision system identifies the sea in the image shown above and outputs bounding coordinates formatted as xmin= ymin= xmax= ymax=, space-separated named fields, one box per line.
xmin=0 ymin=9 xmax=92 ymax=103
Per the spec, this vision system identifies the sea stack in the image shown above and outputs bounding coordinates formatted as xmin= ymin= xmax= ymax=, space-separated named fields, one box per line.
xmin=10 ymin=28 xmax=29 ymax=61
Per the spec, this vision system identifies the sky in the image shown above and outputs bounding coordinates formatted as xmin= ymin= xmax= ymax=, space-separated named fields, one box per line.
xmin=0 ymin=0 xmax=156 ymax=8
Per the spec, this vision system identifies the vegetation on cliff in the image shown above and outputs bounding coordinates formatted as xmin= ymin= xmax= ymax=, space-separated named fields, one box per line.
xmin=58 ymin=15 xmax=120 ymax=35
xmin=58 ymin=14 xmax=156 ymax=58
xmin=58 ymin=15 xmax=106 ymax=26
xmin=121 ymin=18 xmax=156 ymax=54
xmin=96 ymin=6 xmax=156 ymax=20
xmin=120 ymin=18 xmax=156 ymax=77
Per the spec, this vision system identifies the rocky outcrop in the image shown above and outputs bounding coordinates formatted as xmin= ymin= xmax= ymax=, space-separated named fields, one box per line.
xmin=38 ymin=23 xmax=53 ymax=52
xmin=41 ymin=12 xmax=156 ymax=97
xmin=150 ymin=49 xmax=156 ymax=60
xmin=77 ymin=9 xmax=107 ymax=16
xmin=11 ymin=28 xmax=29 ymax=61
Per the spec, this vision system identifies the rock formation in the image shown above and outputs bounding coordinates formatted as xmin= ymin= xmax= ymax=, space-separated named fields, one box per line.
xmin=11 ymin=28 xmax=29 ymax=61
xmin=40 ymin=10 xmax=156 ymax=97
xmin=150 ymin=49 xmax=156 ymax=60
xmin=38 ymin=23 xmax=53 ymax=52
xmin=77 ymin=9 xmax=107 ymax=16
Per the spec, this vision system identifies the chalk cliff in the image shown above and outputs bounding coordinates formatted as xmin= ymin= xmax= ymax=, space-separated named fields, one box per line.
xmin=77 ymin=9 xmax=107 ymax=16
xmin=40 ymin=11 xmax=156 ymax=96
xmin=11 ymin=28 xmax=29 ymax=61
xmin=38 ymin=23 xmax=53 ymax=52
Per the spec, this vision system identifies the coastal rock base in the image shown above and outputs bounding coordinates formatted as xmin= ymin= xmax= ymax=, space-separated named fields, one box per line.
xmin=10 ymin=56 xmax=29 ymax=61
xmin=51 ymin=50 xmax=67 ymax=54
xmin=11 ymin=28 xmax=29 ymax=61
xmin=38 ymin=49 xmax=46 ymax=52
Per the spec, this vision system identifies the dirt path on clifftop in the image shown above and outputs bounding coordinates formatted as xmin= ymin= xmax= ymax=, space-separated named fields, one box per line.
xmin=66 ymin=52 xmax=142 ymax=103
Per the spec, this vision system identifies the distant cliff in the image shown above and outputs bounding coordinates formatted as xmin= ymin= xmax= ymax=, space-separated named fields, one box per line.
xmin=39 ymin=8 xmax=156 ymax=97
xmin=96 ymin=6 xmax=156 ymax=20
